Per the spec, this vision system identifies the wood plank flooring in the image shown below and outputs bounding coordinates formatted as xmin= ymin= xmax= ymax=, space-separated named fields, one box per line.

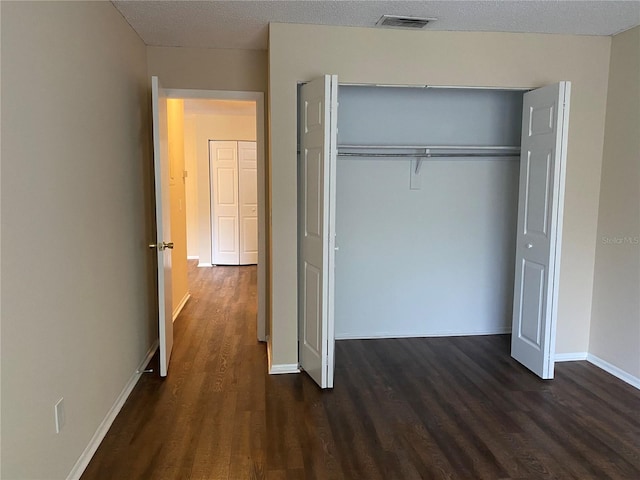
xmin=82 ymin=261 xmax=640 ymax=479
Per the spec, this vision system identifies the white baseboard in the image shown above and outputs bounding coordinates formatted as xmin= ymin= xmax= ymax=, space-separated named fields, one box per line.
xmin=187 ymin=255 xmax=199 ymax=260
xmin=587 ymin=354 xmax=640 ymax=390
xmin=335 ymin=327 xmax=511 ymax=340
xmin=66 ymin=340 xmax=159 ymax=480
xmin=266 ymin=335 xmax=300 ymax=375
xmin=554 ymin=352 xmax=588 ymax=362
xmin=197 ymin=262 xmax=213 ymax=268
xmin=172 ymin=292 xmax=191 ymax=322
xmin=269 ymin=363 xmax=301 ymax=374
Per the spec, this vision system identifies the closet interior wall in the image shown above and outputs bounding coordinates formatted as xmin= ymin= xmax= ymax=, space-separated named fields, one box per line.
xmin=335 ymin=86 xmax=524 ymax=339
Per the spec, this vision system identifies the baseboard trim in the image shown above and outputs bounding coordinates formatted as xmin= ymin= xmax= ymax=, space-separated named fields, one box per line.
xmin=335 ymin=327 xmax=511 ymax=340
xmin=587 ymin=354 xmax=640 ymax=390
xmin=172 ymin=292 xmax=191 ymax=322
xmin=187 ymin=255 xmax=199 ymax=260
xmin=554 ymin=352 xmax=588 ymax=362
xmin=197 ymin=262 xmax=213 ymax=268
xmin=269 ymin=363 xmax=301 ymax=375
xmin=266 ymin=335 xmax=300 ymax=375
xmin=66 ymin=340 xmax=159 ymax=480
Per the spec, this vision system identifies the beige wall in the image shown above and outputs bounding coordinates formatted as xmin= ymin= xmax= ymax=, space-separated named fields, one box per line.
xmin=147 ymin=47 xmax=267 ymax=93
xmin=184 ymin=113 xmax=257 ymax=263
xmin=167 ymin=99 xmax=189 ymax=314
xmin=268 ymin=23 xmax=611 ymax=365
xmin=589 ymin=26 xmax=640 ymax=378
xmin=1 ymin=2 xmax=154 ymax=478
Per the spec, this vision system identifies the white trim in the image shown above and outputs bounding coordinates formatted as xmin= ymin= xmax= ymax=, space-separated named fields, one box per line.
xmin=197 ymin=262 xmax=213 ymax=268
xmin=267 ymin=335 xmax=300 ymax=375
xmin=187 ymin=255 xmax=199 ymax=260
xmin=172 ymin=292 xmax=191 ymax=322
xmin=554 ymin=352 xmax=588 ymax=362
xmin=587 ymin=354 xmax=640 ymax=390
xmin=335 ymin=327 xmax=511 ymax=340
xmin=270 ymin=364 xmax=301 ymax=375
xmin=66 ymin=340 xmax=159 ymax=480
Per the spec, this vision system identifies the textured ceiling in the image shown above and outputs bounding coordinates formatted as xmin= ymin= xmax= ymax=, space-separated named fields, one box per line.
xmin=112 ymin=0 xmax=640 ymax=50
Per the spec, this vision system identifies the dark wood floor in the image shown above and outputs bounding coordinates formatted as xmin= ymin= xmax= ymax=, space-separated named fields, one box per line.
xmin=82 ymin=261 xmax=640 ymax=480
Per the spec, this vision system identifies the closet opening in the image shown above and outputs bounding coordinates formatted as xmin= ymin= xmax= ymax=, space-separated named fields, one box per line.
xmin=297 ymin=79 xmax=570 ymax=388
xmin=334 ymin=85 xmax=524 ymax=340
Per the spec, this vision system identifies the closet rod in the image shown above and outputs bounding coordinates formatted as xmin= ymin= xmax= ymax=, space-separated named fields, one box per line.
xmin=338 ymin=144 xmax=521 ymax=151
xmin=337 ymin=152 xmax=519 ymax=158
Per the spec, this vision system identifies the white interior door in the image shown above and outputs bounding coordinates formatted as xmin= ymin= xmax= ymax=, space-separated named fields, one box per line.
xmin=238 ymin=141 xmax=258 ymax=265
xmin=511 ymin=82 xmax=571 ymax=379
xmin=210 ymin=140 xmax=240 ymax=265
xmin=299 ymin=75 xmax=338 ymax=389
xmin=151 ymin=76 xmax=174 ymax=377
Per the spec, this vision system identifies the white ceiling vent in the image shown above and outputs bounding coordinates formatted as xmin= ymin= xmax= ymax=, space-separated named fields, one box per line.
xmin=375 ymin=15 xmax=437 ymax=30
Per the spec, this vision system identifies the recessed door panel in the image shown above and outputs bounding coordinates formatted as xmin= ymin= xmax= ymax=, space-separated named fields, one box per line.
xmin=304 ymin=262 xmax=322 ymax=355
xmin=217 ymin=217 xmax=237 ymax=253
xmin=524 ymin=150 xmax=552 ymax=236
xmin=217 ymin=168 xmax=237 ymax=205
xmin=518 ymin=260 xmax=545 ymax=348
xmin=305 ymin=148 xmax=322 ymax=238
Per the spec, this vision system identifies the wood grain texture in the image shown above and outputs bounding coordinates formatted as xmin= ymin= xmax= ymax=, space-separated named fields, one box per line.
xmin=82 ymin=261 xmax=640 ymax=480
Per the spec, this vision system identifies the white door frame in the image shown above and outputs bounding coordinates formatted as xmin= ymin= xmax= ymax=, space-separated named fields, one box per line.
xmin=166 ymin=88 xmax=266 ymax=342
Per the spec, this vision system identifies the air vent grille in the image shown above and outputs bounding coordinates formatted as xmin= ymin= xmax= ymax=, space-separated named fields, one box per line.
xmin=376 ymin=15 xmax=436 ymax=30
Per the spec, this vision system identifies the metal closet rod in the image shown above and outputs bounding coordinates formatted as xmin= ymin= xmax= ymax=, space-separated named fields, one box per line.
xmin=336 ymin=144 xmax=521 ymax=159
xmin=338 ymin=144 xmax=521 ymax=151
xmin=338 ymin=152 xmax=519 ymax=158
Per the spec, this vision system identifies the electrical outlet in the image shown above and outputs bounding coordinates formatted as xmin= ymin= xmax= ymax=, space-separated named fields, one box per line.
xmin=54 ymin=397 xmax=65 ymax=433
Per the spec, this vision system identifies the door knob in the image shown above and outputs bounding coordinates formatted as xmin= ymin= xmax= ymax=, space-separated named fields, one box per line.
xmin=149 ymin=242 xmax=174 ymax=251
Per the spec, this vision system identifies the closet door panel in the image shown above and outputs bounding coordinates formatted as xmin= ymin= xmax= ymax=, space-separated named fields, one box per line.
xmin=238 ymin=141 xmax=258 ymax=264
xmin=298 ymin=75 xmax=337 ymax=389
xmin=210 ymin=140 xmax=240 ymax=265
xmin=511 ymin=82 xmax=571 ymax=379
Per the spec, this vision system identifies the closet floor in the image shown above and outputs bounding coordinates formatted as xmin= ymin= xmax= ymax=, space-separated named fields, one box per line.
xmin=81 ymin=261 xmax=640 ymax=480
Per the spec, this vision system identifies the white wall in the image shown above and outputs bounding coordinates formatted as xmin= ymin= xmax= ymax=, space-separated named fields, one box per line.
xmin=1 ymin=2 xmax=154 ymax=479
xmin=334 ymin=87 xmax=522 ymax=339
xmin=269 ymin=23 xmax=611 ymax=366
xmin=589 ymin=26 xmax=640 ymax=380
xmin=183 ymin=112 xmax=257 ymax=264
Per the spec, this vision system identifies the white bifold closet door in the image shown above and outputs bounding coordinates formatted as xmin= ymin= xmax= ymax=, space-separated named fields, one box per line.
xmin=210 ymin=140 xmax=258 ymax=265
xmin=511 ymin=82 xmax=571 ymax=379
xmin=298 ymin=75 xmax=338 ymax=389
xmin=299 ymin=77 xmax=570 ymax=387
